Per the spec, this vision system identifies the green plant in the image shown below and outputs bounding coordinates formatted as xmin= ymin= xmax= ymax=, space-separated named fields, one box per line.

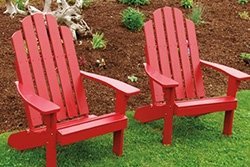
xmin=82 ymin=0 xmax=93 ymax=7
xmin=91 ymin=32 xmax=107 ymax=49
xmin=121 ymin=7 xmax=145 ymax=31
xmin=66 ymin=0 xmax=93 ymax=7
xmin=240 ymin=53 xmax=250 ymax=64
xmin=15 ymin=0 xmax=25 ymax=10
xmin=238 ymin=0 xmax=249 ymax=4
xmin=188 ymin=3 xmax=204 ymax=25
xmin=119 ymin=0 xmax=150 ymax=5
xmin=181 ymin=0 xmax=193 ymax=8
xmin=238 ymin=11 xmax=250 ymax=20
xmin=128 ymin=75 xmax=138 ymax=82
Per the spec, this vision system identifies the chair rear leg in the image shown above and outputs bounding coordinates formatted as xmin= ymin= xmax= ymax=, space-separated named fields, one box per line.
xmin=112 ymin=130 xmax=124 ymax=156
xmin=223 ymin=110 xmax=234 ymax=136
xmin=162 ymin=112 xmax=173 ymax=145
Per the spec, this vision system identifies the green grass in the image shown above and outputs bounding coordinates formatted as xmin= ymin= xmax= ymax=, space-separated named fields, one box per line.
xmin=1 ymin=91 xmax=250 ymax=166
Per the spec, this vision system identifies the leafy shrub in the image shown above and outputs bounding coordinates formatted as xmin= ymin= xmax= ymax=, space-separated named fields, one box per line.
xmin=238 ymin=11 xmax=250 ymax=20
xmin=119 ymin=0 xmax=150 ymax=6
xmin=91 ymin=32 xmax=107 ymax=49
xmin=16 ymin=0 xmax=25 ymax=10
xmin=82 ymin=0 xmax=93 ymax=7
xmin=128 ymin=75 xmax=138 ymax=82
xmin=121 ymin=7 xmax=145 ymax=31
xmin=181 ymin=0 xmax=193 ymax=8
xmin=188 ymin=4 xmax=204 ymax=25
xmin=238 ymin=0 xmax=248 ymax=4
xmin=240 ymin=53 xmax=250 ymax=59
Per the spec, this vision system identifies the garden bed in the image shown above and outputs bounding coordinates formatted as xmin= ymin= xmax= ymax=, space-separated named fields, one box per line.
xmin=0 ymin=0 xmax=249 ymax=133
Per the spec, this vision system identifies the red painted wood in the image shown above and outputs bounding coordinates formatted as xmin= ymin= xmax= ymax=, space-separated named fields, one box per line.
xmin=163 ymin=6 xmax=185 ymax=99
xmin=201 ymin=60 xmax=250 ymax=81
xmin=57 ymin=114 xmax=127 ymax=145
xmin=46 ymin=15 xmax=78 ymax=118
xmin=8 ymin=130 xmax=47 ymax=150
xmin=21 ymin=16 xmax=51 ymax=103
xmin=144 ymin=20 xmax=165 ymax=103
xmin=60 ymin=26 xmax=89 ymax=115
xmin=80 ymin=71 xmax=140 ymax=96
xmin=175 ymin=96 xmax=237 ymax=116
xmin=10 ymin=14 xmax=139 ymax=166
xmin=113 ymin=130 xmax=124 ymax=156
xmin=186 ymin=19 xmax=205 ymax=98
xmin=173 ymin=8 xmax=196 ymax=98
xmin=134 ymin=105 xmax=166 ymax=123
xmin=135 ymin=6 xmax=250 ymax=145
xmin=144 ymin=64 xmax=178 ymax=88
xmin=32 ymin=14 xmax=67 ymax=120
xmin=12 ymin=31 xmax=42 ymax=127
xmin=16 ymin=82 xmax=60 ymax=114
xmin=153 ymin=9 xmax=171 ymax=78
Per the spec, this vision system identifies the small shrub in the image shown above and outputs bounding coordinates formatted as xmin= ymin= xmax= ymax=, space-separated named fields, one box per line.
xmin=128 ymin=75 xmax=138 ymax=82
xmin=82 ymin=0 xmax=93 ymax=7
xmin=188 ymin=4 xmax=204 ymax=25
xmin=240 ymin=53 xmax=250 ymax=64
xmin=121 ymin=7 xmax=145 ymax=31
xmin=119 ymin=0 xmax=150 ymax=6
xmin=238 ymin=0 xmax=249 ymax=4
xmin=238 ymin=11 xmax=250 ymax=20
xmin=66 ymin=0 xmax=93 ymax=7
xmin=16 ymin=0 xmax=25 ymax=10
xmin=91 ymin=32 xmax=107 ymax=49
xmin=181 ymin=0 xmax=193 ymax=8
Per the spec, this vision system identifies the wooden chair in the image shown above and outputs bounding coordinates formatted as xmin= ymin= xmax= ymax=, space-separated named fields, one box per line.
xmin=134 ymin=7 xmax=250 ymax=145
xmin=9 ymin=14 xmax=140 ymax=167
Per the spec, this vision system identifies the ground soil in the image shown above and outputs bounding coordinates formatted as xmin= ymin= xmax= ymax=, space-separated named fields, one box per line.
xmin=0 ymin=0 xmax=249 ymax=133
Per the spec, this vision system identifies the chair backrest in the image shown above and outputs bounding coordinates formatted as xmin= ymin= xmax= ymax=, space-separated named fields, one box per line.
xmin=144 ymin=7 xmax=205 ymax=103
xmin=12 ymin=14 xmax=89 ymax=128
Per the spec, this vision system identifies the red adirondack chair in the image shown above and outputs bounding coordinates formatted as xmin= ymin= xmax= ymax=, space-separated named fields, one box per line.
xmin=134 ymin=7 xmax=250 ymax=145
xmin=9 ymin=14 xmax=140 ymax=166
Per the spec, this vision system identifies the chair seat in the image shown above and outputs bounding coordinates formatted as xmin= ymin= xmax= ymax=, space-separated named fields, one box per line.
xmin=175 ymin=96 xmax=237 ymax=116
xmin=57 ymin=113 xmax=127 ymax=145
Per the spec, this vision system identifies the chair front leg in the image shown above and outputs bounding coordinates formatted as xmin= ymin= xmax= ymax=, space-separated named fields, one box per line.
xmin=223 ymin=77 xmax=240 ymax=136
xmin=44 ymin=114 xmax=57 ymax=167
xmin=162 ymin=88 xmax=175 ymax=145
xmin=113 ymin=130 xmax=124 ymax=156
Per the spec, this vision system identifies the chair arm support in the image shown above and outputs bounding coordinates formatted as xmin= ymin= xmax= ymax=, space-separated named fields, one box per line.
xmin=144 ymin=63 xmax=179 ymax=88
xmin=200 ymin=60 xmax=250 ymax=81
xmin=80 ymin=71 xmax=140 ymax=96
xmin=15 ymin=81 xmax=60 ymax=115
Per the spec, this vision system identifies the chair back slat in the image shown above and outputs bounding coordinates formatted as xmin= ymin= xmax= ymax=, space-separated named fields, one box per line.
xmin=186 ymin=19 xmax=205 ymax=98
xmin=12 ymin=31 xmax=43 ymax=127
xmin=60 ymin=26 xmax=89 ymax=115
xmin=21 ymin=16 xmax=51 ymax=101
xmin=45 ymin=15 xmax=78 ymax=118
xmin=12 ymin=14 xmax=89 ymax=128
xmin=144 ymin=7 xmax=205 ymax=102
xmin=144 ymin=21 xmax=165 ymax=102
xmin=163 ymin=7 xmax=186 ymax=99
xmin=32 ymin=14 xmax=67 ymax=120
xmin=173 ymin=8 xmax=196 ymax=98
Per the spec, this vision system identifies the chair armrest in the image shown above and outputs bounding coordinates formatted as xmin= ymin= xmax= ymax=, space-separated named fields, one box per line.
xmin=200 ymin=60 xmax=250 ymax=81
xmin=144 ymin=63 xmax=178 ymax=88
xmin=80 ymin=71 xmax=140 ymax=96
xmin=15 ymin=81 xmax=60 ymax=115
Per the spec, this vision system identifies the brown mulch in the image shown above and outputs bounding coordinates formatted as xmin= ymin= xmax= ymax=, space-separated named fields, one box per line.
xmin=0 ymin=0 xmax=249 ymax=133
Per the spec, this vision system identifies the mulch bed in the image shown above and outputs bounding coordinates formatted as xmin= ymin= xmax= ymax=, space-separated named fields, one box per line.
xmin=0 ymin=0 xmax=249 ymax=133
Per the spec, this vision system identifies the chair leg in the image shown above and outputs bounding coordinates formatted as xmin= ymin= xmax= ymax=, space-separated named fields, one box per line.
xmin=223 ymin=110 xmax=234 ymax=136
xmin=46 ymin=138 xmax=57 ymax=167
xmin=162 ymin=112 xmax=173 ymax=145
xmin=112 ymin=130 xmax=124 ymax=156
